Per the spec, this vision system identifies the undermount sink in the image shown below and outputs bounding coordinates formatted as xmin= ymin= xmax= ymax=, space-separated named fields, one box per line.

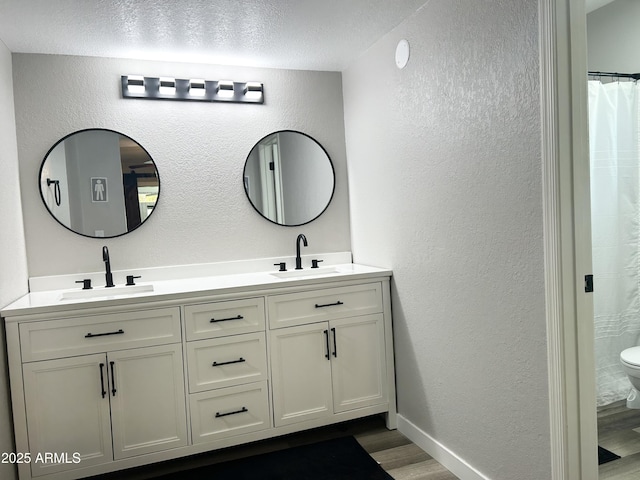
xmin=270 ymin=266 xmax=341 ymax=280
xmin=59 ymin=284 xmax=154 ymax=301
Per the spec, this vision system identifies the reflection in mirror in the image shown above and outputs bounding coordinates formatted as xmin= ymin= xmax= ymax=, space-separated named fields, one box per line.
xmin=243 ymin=130 xmax=335 ymax=226
xmin=39 ymin=129 xmax=160 ymax=238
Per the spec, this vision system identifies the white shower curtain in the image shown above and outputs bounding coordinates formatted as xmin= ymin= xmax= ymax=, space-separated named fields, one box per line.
xmin=589 ymin=80 xmax=640 ymax=406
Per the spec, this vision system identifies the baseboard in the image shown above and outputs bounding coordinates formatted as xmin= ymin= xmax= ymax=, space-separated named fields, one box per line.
xmin=397 ymin=414 xmax=490 ymax=480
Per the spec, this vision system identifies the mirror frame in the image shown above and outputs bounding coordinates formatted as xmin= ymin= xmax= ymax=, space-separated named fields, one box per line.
xmin=243 ymin=130 xmax=336 ymax=227
xmin=38 ymin=128 xmax=161 ymax=239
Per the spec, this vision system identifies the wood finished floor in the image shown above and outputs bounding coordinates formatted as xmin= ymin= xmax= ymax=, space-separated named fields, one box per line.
xmin=598 ymin=400 xmax=640 ymax=479
xmin=88 ymin=415 xmax=459 ymax=480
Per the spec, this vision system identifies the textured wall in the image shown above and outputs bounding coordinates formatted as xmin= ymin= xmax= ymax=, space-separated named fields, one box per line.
xmin=587 ymin=0 xmax=640 ymax=72
xmin=13 ymin=54 xmax=350 ymax=278
xmin=0 ymin=41 xmax=28 ymax=480
xmin=342 ymin=1 xmax=550 ymax=478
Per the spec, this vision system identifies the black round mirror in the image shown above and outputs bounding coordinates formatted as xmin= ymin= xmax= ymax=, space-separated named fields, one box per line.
xmin=39 ymin=128 xmax=160 ymax=238
xmin=243 ymin=130 xmax=335 ymax=226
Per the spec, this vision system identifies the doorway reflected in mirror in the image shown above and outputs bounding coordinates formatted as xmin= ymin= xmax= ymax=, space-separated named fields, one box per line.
xmin=243 ymin=130 xmax=335 ymax=226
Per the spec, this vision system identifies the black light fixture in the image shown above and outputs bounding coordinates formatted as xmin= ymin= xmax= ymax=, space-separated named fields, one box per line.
xmin=216 ymin=80 xmax=234 ymax=98
xmin=159 ymin=77 xmax=176 ymax=95
xmin=244 ymin=82 xmax=263 ymax=100
xmin=121 ymin=75 xmax=264 ymax=104
xmin=188 ymin=78 xmax=206 ymax=97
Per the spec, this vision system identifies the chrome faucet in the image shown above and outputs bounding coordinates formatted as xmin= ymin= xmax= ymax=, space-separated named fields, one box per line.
xmin=102 ymin=246 xmax=115 ymax=287
xmin=295 ymin=234 xmax=308 ymax=270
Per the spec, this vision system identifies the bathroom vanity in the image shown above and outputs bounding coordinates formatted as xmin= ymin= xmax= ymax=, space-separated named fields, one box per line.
xmin=1 ymin=260 xmax=396 ymax=480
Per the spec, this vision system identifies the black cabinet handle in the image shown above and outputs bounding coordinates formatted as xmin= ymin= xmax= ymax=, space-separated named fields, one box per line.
xmin=110 ymin=361 xmax=116 ymax=396
xmin=85 ymin=329 xmax=124 ymax=338
xmin=331 ymin=327 xmax=337 ymax=357
xmin=212 ymin=357 xmax=246 ymax=367
xmin=324 ymin=329 xmax=330 ymax=360
xmin=210 ymin=315 xmax=244 ymax=323
xmin=215 ymin=407 xmax=248 ymax=418
xmin=315 ymin=301 xmax=344 ymax=309
xmin=99 ymin=363 xmax=106 ymax=398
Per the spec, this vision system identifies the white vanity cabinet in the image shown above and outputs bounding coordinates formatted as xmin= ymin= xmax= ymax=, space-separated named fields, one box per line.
xmin=268 ymin=283 xmax=388 ymax=427
xmin=3 ymin=267 xmax=396 ymax=480
xmin=15 ymin=308 xmax=187 ymax=478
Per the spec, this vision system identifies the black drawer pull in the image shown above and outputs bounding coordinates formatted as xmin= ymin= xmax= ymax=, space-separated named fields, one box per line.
xmin=110 ymin=361 xmax=117 ymax=396
xmin=99 ymin=363 xmax=106 ymax=398
xmin=331 ymin=327 xmax=337 ymax=357
xmin=215 ymin=407 xmax=248 ymax=418
xmin=324 ymin=329 xmax=330 ymax=360
xmin=85 ymin=329 xmax=124 ymax=338
xmin=212 ymin=357 xmax=246 ymax=367
xmin=210 ymin=315 xmax=244 ymax=323
xmin=315 ymin=301 xmax=344 ymax=309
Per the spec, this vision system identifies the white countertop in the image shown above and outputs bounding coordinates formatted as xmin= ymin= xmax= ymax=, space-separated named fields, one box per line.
xmin=1 ymin=262 xmax=392 ymax=318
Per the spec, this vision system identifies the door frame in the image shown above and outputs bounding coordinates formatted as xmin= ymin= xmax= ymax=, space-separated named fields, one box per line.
xmin=542 ymin=0 xmax=598 ymax=478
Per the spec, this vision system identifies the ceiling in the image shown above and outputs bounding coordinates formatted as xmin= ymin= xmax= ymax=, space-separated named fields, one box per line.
xmin=0 ymin=1 xmax=618 ymax=71
xmin=0 ymin=0 xmax=427 ymax=71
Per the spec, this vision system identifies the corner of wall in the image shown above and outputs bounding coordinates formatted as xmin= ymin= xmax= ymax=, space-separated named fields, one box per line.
xmin=0 ymin=44 xmax=29 ymax=307
xmin=0 ymin=41 xmax=28 ymax=480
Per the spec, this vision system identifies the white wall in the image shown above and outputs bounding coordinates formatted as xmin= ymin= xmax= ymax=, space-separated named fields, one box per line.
xmin=587 ymin=0 xmax=640 ymax=71
xmin=343 ymin=1 xmax=550 ymax=479
xmin=13 ymin=54 xmax=350 ymax=278
xmin=0 ymin=41 xmax=29 ymax=480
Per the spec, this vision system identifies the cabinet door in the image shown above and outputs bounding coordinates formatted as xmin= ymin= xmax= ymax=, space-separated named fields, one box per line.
xmin=108 ymin=344 xmax=188 ymax=459
xmin=330 ymin=314 xmax=388 ymax=413
xmin=23 ymin=354 xmax=113 ymax=477
xmin=270 ymin=323 xmax=333 ymax=427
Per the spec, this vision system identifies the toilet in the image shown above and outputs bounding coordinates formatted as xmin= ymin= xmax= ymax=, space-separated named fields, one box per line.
xmin=620 ymin=346 xmax=640 ymax=408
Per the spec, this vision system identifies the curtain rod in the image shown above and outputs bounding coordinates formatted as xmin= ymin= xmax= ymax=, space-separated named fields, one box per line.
xmin=588 ymin=71 xmax=640 ymax=80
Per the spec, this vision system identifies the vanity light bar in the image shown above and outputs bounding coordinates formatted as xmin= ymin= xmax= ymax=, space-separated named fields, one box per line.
xmin=126 ymin=75 xmax=145 ymax=94
xmin=216 ymin=80 xmax=234 ymax=98
xmin=188 ymin=78 xmax=206 ymax=96
xmin=244 ymin=82 xmax=263 ymax=99
xmin=121 ymin=75 xmax=264 ymax=104
xmin=159 ymin=77 xmax=176 ymax=95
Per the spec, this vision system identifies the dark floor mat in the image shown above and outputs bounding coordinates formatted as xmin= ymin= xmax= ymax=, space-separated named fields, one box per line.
xmin=598 ymin=446 xmax=621 ymax=465
xmin=151 ymin=435 xmax=393 ymax=480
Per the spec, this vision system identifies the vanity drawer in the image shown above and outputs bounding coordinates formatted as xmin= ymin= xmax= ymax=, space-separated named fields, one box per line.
xmin=184 ymin=298 xmax=265 ymax=341
xmin=186 ymin=332 xmax=267 ymax=393
xmin=267 ymin=283 xmax=383 ymax=329
xmin=190 ymin=381 xmax=270 ymax=444
xmin=19 ymin=308 xmax=181 ymax=362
